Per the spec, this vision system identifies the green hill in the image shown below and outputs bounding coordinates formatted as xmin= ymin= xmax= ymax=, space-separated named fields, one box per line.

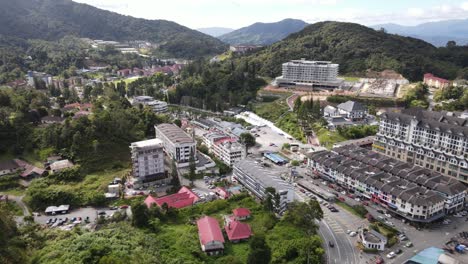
xmin=246 ymin=21 xmax=468 ymax=81
xmin=0 ymin=0 xmax=227 ymax=58
xmin=219 ymin=19 xmax=308 ymax=45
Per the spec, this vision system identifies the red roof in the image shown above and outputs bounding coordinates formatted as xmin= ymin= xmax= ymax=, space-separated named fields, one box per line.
xmin=144 ymin=186 xmax=199 ymax=209
xmin=214 ymin=137 xmax=236 ymax=145
xmin=197 ymin=216 xmax=225 ymax=245
xmin=233 ymin=208 xmax=251 ymax=218
xmin=215 ymin=187 xmax=230 ymax=199
xmin=424 ymin=73 xmax=449 ymax=84
xmin=225 ymin=220 xmax=252 ymax=241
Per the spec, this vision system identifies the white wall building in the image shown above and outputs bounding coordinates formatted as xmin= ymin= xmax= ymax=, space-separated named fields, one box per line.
xmin=374 ymin=108 xmax=468 ymax=184
xmin=132 ymin=96 xmax=168 ymax=113
xmin=359 ymin=229 xmax=387 ymax=251
xmin=130 ymin=138 xmax=168 ymax=188
xmin=155 ymin=123 xmax=197 ymax=165
xmin=276 ymin=59 xmax=340 ymax=88
xmin=233 ymin=159 xmax=294 ymax=214
xmin=213 ymin=141 xmax=246 ymax=166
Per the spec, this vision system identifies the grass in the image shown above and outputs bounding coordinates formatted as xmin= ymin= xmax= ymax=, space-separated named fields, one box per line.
xmin=335 ymin=201 xmax=364 ymax=218
xmin=112 ymin=76 xmax=141 ymax=86
xmin=0 ymin=187 xmax=27 ymax=196
xmin=313 ymin=125 xmax=346 ymax=149
xmin=1 ymin=201 xmax=24 ymax=216
xmin=340 ymin=76 xmax=361 ymax=82
xmin=253 ymin=98 xmax=290 ymax=121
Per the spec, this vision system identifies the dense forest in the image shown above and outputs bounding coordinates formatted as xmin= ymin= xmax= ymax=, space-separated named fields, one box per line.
xmin=170 ymin=59 xmax=267 ymax=112
xmin=245 ymin=21 xmax=468 ymax=81
xmin=0 ymin=0 xmax=227 ymax=58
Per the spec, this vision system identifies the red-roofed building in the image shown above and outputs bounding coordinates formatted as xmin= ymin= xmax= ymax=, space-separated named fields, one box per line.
xmin=232 ymin=208 xmax=251 ymax=220
xmin=197 ymin=216 xmax=225 ymax=255
xmin=423 ymin=73 xmax=450 ymax=89
xmin=13 ymin=159 xmax=46 ymax=180
xmin=225 ymin=219 xmax=252 ymax=242
xmin=215 ymin=187 xmax=230 ymax=200
xmin=144 ymin=186 xmax=200 ymax=209
xmin=117 ymin=69 xmax=131 ymax=77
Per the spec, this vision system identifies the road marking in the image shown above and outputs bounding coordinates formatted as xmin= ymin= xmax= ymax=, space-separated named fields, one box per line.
xmin=322 ymin=220 xmax=342 ymax=263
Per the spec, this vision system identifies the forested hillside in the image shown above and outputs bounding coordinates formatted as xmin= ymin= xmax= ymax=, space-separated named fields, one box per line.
xmin=0 ymin=0 xmax=227 ymax=58
xmin=219 ymin=19 xmax=308 ymax=45
xmin=245 ymin=21 xmax=468 ymax=81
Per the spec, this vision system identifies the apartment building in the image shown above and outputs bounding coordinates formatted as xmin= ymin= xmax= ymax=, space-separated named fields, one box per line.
xmin=373 ymin=108 xmax=468 ymax=183
xmin=307 ymin=145 xmax=466 ymax=222
xmin=233 ymin=159 xmax=294 ymax=214
xmin=132 ymin=96 xmax=168 ymax=113
xmin=275 ymin=59 xmax=340 ymax=88
xmin=130 ymin=139 xmax=168 ymax=188
xmin=202 ymin=132 xmax=246 ymax=166
xmin=155 ymin=123 xmax=197 ymax=165
xmin=423 ymin=73 xmax=450 ymax=89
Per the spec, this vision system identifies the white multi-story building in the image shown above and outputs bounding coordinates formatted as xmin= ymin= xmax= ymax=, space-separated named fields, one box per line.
xmin=374 ymin=108 xmax=468 ymax=183
xmin=130 ymin=139 xmax=168 ymax=188
xmin=307 ymin=145 xmax=466 ymax=222
xmin=213 ymin=140 xmax=246 ymax=166
xmin=359 ymin=229 xmax=387 ymax=251
xmin=276 ymin=59 xmax=340 ymax=88
xmin=155 ymin=123 xmax=197 ymax=165
xmin=132 ymin=96 xmax=168 ymax=113
xmin=233 ymin=159 xmax=294 ymax=214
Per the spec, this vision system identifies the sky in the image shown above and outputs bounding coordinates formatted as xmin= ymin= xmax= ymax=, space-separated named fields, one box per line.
xmin=73 ymin=0 xmax=468 ymax=29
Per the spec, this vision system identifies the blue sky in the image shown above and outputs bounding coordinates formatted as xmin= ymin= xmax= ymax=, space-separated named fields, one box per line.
xmin=73 ymin=0 xmax=468 ymax=29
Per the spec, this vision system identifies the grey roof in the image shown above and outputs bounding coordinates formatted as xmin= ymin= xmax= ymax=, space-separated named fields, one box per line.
xmin=155 ymin=123 xmax=195 ymax=144
xmin=234 ymin=159 xmax=292 ymax=192
xmin=337 ymin=100 xmax=366 ymax=112
xmin=381 ymin=108 xmax=468 ymax=137
xmin=0 ymin=160 xmax=19 ymax=171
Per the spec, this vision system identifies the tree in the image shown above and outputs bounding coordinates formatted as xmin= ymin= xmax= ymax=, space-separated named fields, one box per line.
xmin=247 ymin=235 xmax=271 ymax=264
xmin=167 ymin=159 xmax=181 ymax=194
xmin=240 ymin=132 xmax=256 ymax=153
xmin=293 ymin=96 xmax=302 ymax=112
xmin=173 ymin=119 xmax=182 ymax=127
xmin=188 ymin=151 xmax=196 ymax=185
xmin=131 ymin=203 xmax=149 ymax=228
xmin=446 ymin=40 xmax=457 ymax=48
xmin=283 ymin=200 xmax=323 ymax=235
xmin=264 ymin=187 xmax=280 ymax=213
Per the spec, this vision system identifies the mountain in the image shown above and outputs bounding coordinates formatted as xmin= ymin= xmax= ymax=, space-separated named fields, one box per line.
xmin=218 ymin=19 xmax=308 ymax=45
xmin=245 ymin=21 xmax=468 ymax=81
xmin=196 ymin=27 xmax=235 ymax=37
xmin=0 ymin=0 xmax=227 ymax=58
xmin=372 ymin=19 xmax=468 ymax=47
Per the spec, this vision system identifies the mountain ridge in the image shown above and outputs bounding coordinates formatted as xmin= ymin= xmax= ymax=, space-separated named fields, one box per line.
xmin=219 ymin=18 xmax=308 ymax=45
xmin=196 ymin=27 xmax=235 ymax=37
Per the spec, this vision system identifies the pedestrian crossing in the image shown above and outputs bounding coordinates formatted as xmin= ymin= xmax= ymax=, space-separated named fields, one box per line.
xmin=324 ymin=214 xmax=344 ymax=234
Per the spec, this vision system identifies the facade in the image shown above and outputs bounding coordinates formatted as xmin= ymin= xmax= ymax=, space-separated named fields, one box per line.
xmin=423 ymin=73 xmax=450 ymax=89
xmin=130 ymin=139 xmax=168 ymax=188
xmin=233 ymin=159 xmax=294 ymax=214
xmin=374 ymin=108 xmax=468 ymax=184
xmin=336 ymin=101 xmax=367 ymax=120
xmin=359 ymin=229 xmax=387 ymax=251
xmin=202 ymin=132 xmax=246 ymax=166
xmin=132 ymin=96 xmax=168 ymax=113
xmin=155 ymin=123 xmax=197 ymax=165
xmin=197 ymin=216 xmax=225 ymax=255
xmin=276 ymin=59 xmax=340 ymax=88
xmin=144 ymin=186 xmax=199 ymax=209
xmin=308 ymin=145 xmax=466 ymax=222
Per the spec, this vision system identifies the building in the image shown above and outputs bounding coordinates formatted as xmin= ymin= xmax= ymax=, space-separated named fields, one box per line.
xmin=307 ymin=145 xmax=466 ymax=222
xmin=49 ymin=160 xmax=74 ymax=173
xmin=212 ymin=140 xmax=246 ymax=166
xmin=373 ymin=108 xmax=468 ymax=183
xmin=130 ymin=139 xmax=168 ymax=188
xmin=44 ymin=205 xmax=70 ymax=215
xmin=132 ymin=96 xmax=168 ymax=113
xmin=155 ymin=123 xmax=197 ymax=165
xmin=275 ymin=59 xmax=341 ymax=88
xmin=215 ymin=187 xmax=230 ymax=199
xmin=336 ymin=101 xmax=367 ymax=120
xmin=224 ymin=216 xmax=252 ymax=242
xmin=197 ymin=216 xmax=225 ymax=255
xmin=332 ymin=136 xmax=376 ymax=149
xmin=0 ymin=160 xmax=20 ymax=176
xmin=232 ymin=208 xmax=251 ymax=220
xmin=15 ymin=159 xmax=46 ymax=180
xmin=424 ymin=73 xmax=450 ymax=89
xmin=144 ymin=186 xmax=200 ymax=209
xmin=359 ymin=229 xmax=387 ymax=251
xmin=403 ymin=247 xmax=460 ymax=264
xmin=233 ymin=159 xmax=294 ymax=214
xmin=229 ymin=45 xmax=260 ymax=53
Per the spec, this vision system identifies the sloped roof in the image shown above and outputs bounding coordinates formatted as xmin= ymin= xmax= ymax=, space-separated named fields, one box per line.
xmin=144 ymin=186 xmax=199 ymax=209
xmin=0 ymin=160 xmax=19 ymax=171
xmin=225 ymin=220 xmax=252 ymax=241
xmin=233 ymin=208 xmax=251 ymax=217
xmin=337 ymin=100 xmax=366 ymax=112
xmin=197 ymin=216 xmax=225 ymax=245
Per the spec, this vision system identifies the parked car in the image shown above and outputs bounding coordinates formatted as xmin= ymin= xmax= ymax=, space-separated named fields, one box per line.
xmin=377 ymin=209 xmax=384 ymax=214
xmin=395 ymin=249 xmax=402 ymax=254
xmin=405 ymin=242 xmax=413 ymax=248
xmin=346 ymin=230 xmax=352 ymax=234
xmin=386 ymin=252 xmax=396 ymax=259
xmin=384 ymin=213 xmax=392 ymax=218
xmin=349 ymin=232 xmax=357 ymax=237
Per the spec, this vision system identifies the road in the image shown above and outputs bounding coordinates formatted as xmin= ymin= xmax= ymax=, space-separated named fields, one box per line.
xmin=1 ymin=194 xmax=31 ymax=216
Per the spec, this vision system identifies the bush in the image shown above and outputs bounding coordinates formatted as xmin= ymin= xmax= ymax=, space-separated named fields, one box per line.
xmin=352 ymin=205 xmax=368 ymax=217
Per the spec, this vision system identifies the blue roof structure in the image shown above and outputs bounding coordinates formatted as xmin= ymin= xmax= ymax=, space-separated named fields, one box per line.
xmin=406 ymin=247 xmax=444 ymax=264
xmin=264 ymin=152 xmax=288 ymax=164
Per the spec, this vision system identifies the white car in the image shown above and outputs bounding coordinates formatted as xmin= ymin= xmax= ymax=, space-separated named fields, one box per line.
xmin=384 ymin=213 xmax=392 ymax=218
xmin=385 ymin=221 xmax=395 ymax=227
xmin=454 ymin=214 xmax=463 ymax=218
xmin=386 ymin=252 xmax=396 ymax=259
xmin=354 ymin=198 xmax=361 ymax=202
xmin=346 ymin=230 xmax=352 ymax=234
xmin=341 ymin=191 xmax=346 ymax=195
xmin=349 ymin=232 xmax=357 ymax=237
xmin=322 ymin=181 xmax=327 ymax=185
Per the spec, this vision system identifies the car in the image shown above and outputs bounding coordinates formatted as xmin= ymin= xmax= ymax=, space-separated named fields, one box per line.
xmin=386 ymin=252 xmax=396 ymax=259
xmin=322 ymin=181 xmax=327 ymax=185
xmin=454 ymin=213 xmax=463 ymax=218
xmin=349 ymin=232 xmax=357 ymax=237
xmin=346 ymin=230 xmax=352 ymax=234
xmin=46 ymin=219 xmax=52 ymax=224
xmin=329 ymin=241 xmax=334 ymax=247
xmin=341 ymin=191 xmax=346 ymax=195
xmin=354 ymin=198 xmax=361 ymax=202
xmin=405 ymin=242 xmax=413 ymax=248
xmin=377 ymin=209 xmax=384 ymax=214
xmin=460 ymin=211 xmax=467 ymax=216
xmin=330 ymin=208 xmax=339 ymax=212
xmin=98 ymin=211 xmax=106 ymax=215
xmin=109 ymin=206 xmax=118 ymax=210
xmin=395 ymin=249 xmax=402 ymax=254
xmin=120 ymin=205 xmax=129 ymax=209
xmin=385 ymin=221 xmax=395 ymax=227
xmin=384 ymin=213 xmax=392 ymax=218
xmin=399 ymin=235 xmax=408 ymax=241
